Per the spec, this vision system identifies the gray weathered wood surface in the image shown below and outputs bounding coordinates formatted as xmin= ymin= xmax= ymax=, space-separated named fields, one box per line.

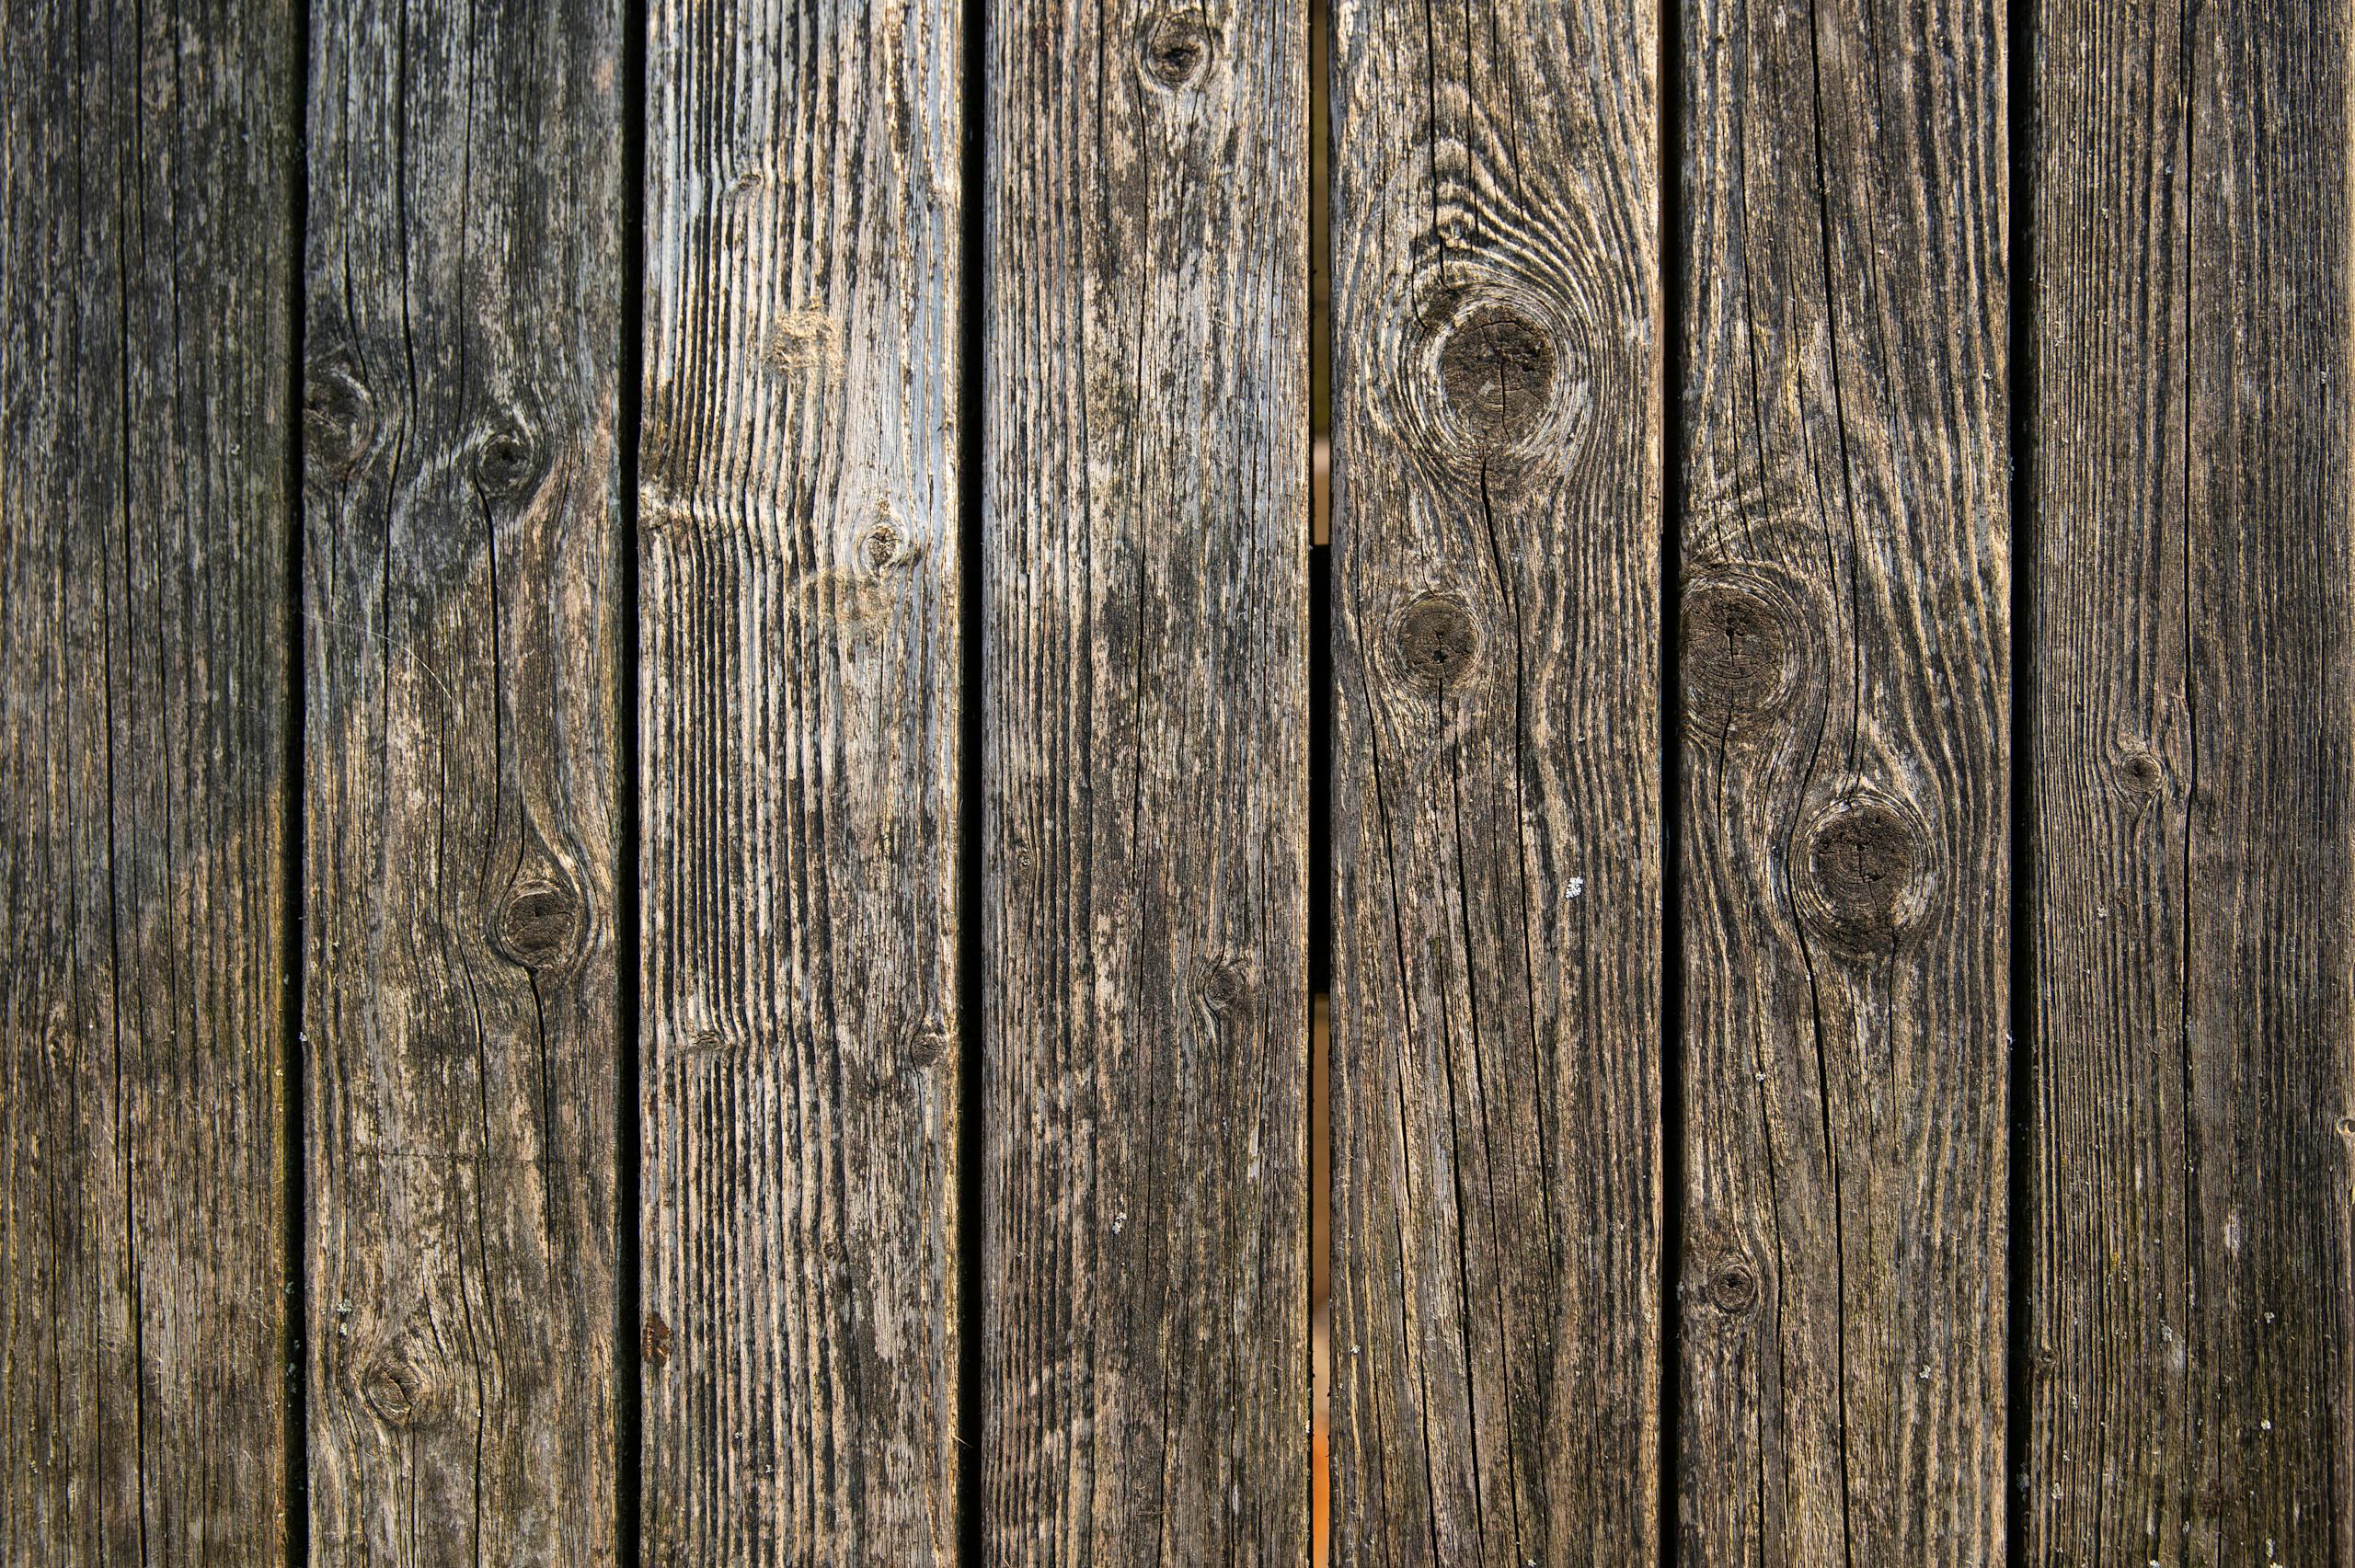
xmin=2027 ymin=1 xmax=2355 ymax=1561
xmin=1326 ymin=0 xmax=1662 ymax=1559
xmin=982 ymin=0 xmax=1310 ymax=1557
xmin=302 ymin=1 xmax=625 ymax=1560
xmin=1674 ymin=0 xmax=2012 ymax=1561
xmin=638 ymin=0 xmax=965 ymax=1557
xmin=0 ymin=3 xmax=295 ymax=1561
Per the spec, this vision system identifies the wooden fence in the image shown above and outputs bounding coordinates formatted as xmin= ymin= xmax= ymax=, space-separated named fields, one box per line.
xmin=3 ymin=0 xmax=2349 ymax=1562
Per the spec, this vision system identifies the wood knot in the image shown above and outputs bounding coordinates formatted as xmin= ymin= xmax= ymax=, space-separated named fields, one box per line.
xmin=861 ymin=521 xmax=910 ymax=571
xmin=1796 ymin=794 xmax=1936 ymax=950
xmin=496 ymin=881 xmax=581 ymax=969
xmin=472 ymin=416 xmax=547 ymax=501
xmin=304 ymin=350 xmax=375 ymax=478
xmin=1683 ymin=572 xmax=1800 ymax=723
xmin=1706 ymin=1256 xmax=1761 ymax=1317
xmin=1391 ymin=595 xmax=1478 ymax=692
xmin=2114 ymin=746 xmax=2166 ymax=797
xmin=357 ymin=1357 xmax=432 ymax=1428
xmin=1437 ymin=305 xmax=1556 ymax=441
xmin=1141 ymin=11 xmax=1213 ymax=88
xmin=901 ymin=1024 xmax=949 ymax=1070
xmin=642 ymin=1312 xmax=672 ymax=1369
xmin=870 ymin=1023 xmax=951 ymax=1094
xmin=1192 ymin=957 xmax=1252 ymax=1022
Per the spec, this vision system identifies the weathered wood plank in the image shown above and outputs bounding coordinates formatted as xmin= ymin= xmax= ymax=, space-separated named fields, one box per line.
xmin=638 ymin=0 xmax=965 ymax=1559
xmin=1674 ymin=0 xmax=2010 ymax=1561
xmin=1327 ymin=0 xmax=1662 ymax=1561
xmin=301 ymin=3 xmax=624 ymax=1561
xmin=2026 ymin=2 xmax=2355 ymax=1559
xmin=982 ymin=0 xmax=1308 ymax=1557
xmin=0 ymin=4 xmax=296 ymax=1562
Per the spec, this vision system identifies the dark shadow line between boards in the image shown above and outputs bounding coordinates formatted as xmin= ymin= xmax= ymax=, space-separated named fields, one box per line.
xmin=2003 ymin=6 xmax=2037 ymax=1566
xmin=956 ymin=0 xmax=992 ymax=1553
xmin=1657 ymin=0 xmax=1690 ymax=1560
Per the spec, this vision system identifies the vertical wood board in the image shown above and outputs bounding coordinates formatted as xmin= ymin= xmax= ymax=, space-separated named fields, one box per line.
xmin=1327 ymin=0 xmax=1664 ymax=1562
xmin=639 ymin=0 xmax=966 ymax=1558
xmin=983 ymin=0 xmax=1311 ymax=1556
xmin=2028 ymin=0 xmax=2355 ymax=1559
xmin=302 ymin=2 xmax=625 ymax=1560
xmin=0 ymin=3 xmax=296 ymax=1562
xmin=1675 ymin=0 xmax=2010 ymax=1561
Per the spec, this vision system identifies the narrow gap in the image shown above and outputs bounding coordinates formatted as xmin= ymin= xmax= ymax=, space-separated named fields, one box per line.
xmin=616 ymin=0 xmax=648 ymax=1561
xmin=281 ymin=3 xmax=313 ymax=1561
xmin=1306 ymin=0 xmax=1334 ymax=1558
xmin=955 ymin=0 xmax=989 ymax=1552
xmin=1307 ymin=0 xmax=1332 ymax=1003
xmin=1655 ymin=0 xmax=1688 ymax=1559
xmin=2002 ymin=5 xmax=2036 ymax=1563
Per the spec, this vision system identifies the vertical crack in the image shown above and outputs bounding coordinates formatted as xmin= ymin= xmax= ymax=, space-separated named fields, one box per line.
xmin=2002 ymin=0 xmax=2036 ymax=1559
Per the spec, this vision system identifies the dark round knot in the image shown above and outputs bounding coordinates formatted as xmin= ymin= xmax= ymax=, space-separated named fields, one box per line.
xmin=1393 ymin=596 xmax=1478 ymax=692
xmin=1683 ymin=574 xmax=1800 ymax=722
xmin=497 ymin=882 xmax=581 ymax=969
xmin=1141 ymin=12 xmax=1212 ymax=88
xmin=473 ymin=417 xmax=547 ymax=500
xmin=1436 ymin=305 xmax=1557 ymax=441
xmin=1797 ymin=795 xmax=1936 ymax=951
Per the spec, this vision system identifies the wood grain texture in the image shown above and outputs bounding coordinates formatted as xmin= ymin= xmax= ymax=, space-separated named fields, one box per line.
xmin=1326 ymin=0 xmax=1661 ymax=1562
xmin=1674 ymin=0 xmax=2009 ymax=1561
xmin=638 ymin=0 xmax=964 ymax=1559
xmin=2026 ymin=1 xmax=2355 ymax=1560
xmin=0 ymin=3 xmax=294 ymax=1561
xmin=302 ymin=3 xmax=623 ymax=1561
xmin=982 ymin=0 xmax=1308 ymax=1557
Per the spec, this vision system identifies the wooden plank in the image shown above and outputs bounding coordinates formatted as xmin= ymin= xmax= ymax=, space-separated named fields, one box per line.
xmin=638 ymin=0 xmax=964 ymax=1559
xmin=1327 ymin=0 xmax=1661 ymax=1560
xmin=2026 ymin=2 xmax=2355 ymax=1559
xmin=1673 ymin=0 xmax=2010 ymax=1560
xmin=0 ymin=4 xmax=296 ymax=1562
xmin=982 ymin=0 xmax=1308 ymax=1556
xmin=300 ymin=3 xmax=624 ymax=1561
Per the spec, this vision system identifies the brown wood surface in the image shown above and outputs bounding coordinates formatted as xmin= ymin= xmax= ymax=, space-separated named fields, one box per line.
xmin=1674 ymin=0 xmax=2011 ymax=1562
xmin=982 ymin=0 xmax=1310 ymax=1558
xmin=0 ymin=3 xmax=296 ymax=1561
xmin=1326 ymin=0 xmax=1662 ymax=1561
xmin=12 ymin=5 xmax=2355 ymax=1562
xmin=638 ymin=0 xmax=966 ymax=1558
xmin=2026 ymin=1 xmax=2355 ymax=1560
xmin=301 ymin=2 xmax=625 ymax=1561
